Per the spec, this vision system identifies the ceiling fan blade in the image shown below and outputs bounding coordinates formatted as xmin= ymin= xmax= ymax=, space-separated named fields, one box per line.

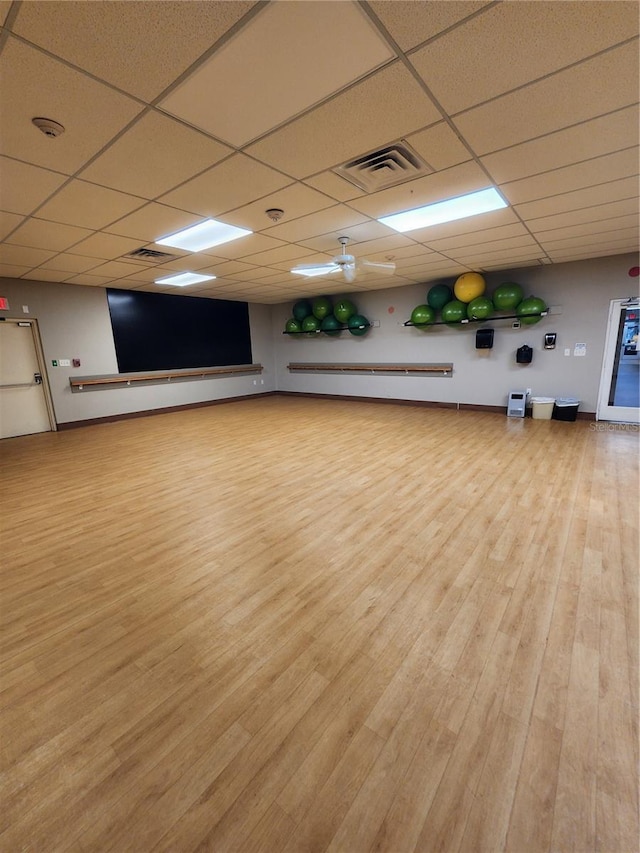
xmin=291 ymin=262 xmax=340 ymax=277
xmin=360 ymin=259 xmax=396 ymax=274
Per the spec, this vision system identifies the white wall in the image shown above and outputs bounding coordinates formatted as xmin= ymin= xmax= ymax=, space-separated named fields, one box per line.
xmin=0 ymin=279 xmax=275 ymax=425
xmin=272 ymin=253 xmax=640 ymax=413
xmin=1 ymin=253 xmax=637 ymax=426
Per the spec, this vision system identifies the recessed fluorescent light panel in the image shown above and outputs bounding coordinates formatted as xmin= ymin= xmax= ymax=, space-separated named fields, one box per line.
xmin=156 ymin=219 xmax=252 ymax=252
xmin=155 ymin=272 xmax=216 ymax=287
xmin=378 ymin=187 xmax=507 ymax=233
xmin=291 ymin=264 xmax=340 ymax=277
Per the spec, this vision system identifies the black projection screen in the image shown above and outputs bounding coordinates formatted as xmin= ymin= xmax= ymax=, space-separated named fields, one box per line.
xmin=107 ymin=289 xmax=252 ymax=373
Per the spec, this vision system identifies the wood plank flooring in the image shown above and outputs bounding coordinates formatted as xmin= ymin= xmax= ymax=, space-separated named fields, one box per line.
xmin=1 ymin=396 xmax=638 ymax=852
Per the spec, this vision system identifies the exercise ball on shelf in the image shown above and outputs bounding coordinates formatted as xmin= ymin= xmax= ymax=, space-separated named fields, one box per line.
xmin=467 ymin=296 xmax=493 ymax=320
xmin=516 ymin=296 xmax=548 ymax=325
xmin=312 ymin=296 xmax=333 ymax=320
xmin=334 ymin=299 xmax=356 ymax=323
xmin=454 ymin=272 xmax=485 ymax=303
xmin=492 ymin=282 xmax=523 ymax=311
xmin=321 ymin=314 xmax=342 ymax=336
xmin=347 ymin=314 xmax=370 ymax=336
xmin=293 ymin=299 xmax=313 ymax=322
xmin=427 ymin=283 xmax=452 ymax=312
xmin=410 ymin=304 xmax=436 ymax=328
xmin=441 ymin=300 xmax=467 ymax=326
xmin=285 ymin=318 xmax=302 ymax=335
xmin=302 ymin=315 xmax=321 ymax=334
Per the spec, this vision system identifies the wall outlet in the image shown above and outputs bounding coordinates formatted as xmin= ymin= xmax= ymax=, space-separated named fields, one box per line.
xmin=526 ymin=388 xmax=532 ymax=396
xmin=59 ymin=358 xmax=71 ymax=367
xmin=564 ymin=348 xmax=571 ymax=356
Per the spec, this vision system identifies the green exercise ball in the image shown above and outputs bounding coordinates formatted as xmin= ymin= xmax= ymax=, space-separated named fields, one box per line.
xmin=467 ymin=296 xmax=494 ymax=320
xmin=285 ymin=318 xmax=302 ymax=335
xmin=441 ymin=299 xmax=467 ymax=326
xmin=321 ymin=314 xmax=342 ymax=336
xmin=492 ymin=282 xmax=523 ymax=311
xmin=302 ymin=315 xmax=321 ymax=334
xmin=347 ymin=314 xmax=370 ymax=336
xmin=334 ymin=299 xmax=356 ymax=324
xmin=516 ymin=295 xmax=548 ymax=325
xmin=312 ymin=296 xmax=333 ymax=320
xmin=410 ymin=304 xmax=436 ymax=328
xmin=293 ymin=299 xmax=313 ymax=322
xmin=427 ymin=283 xmax=453 ymax=312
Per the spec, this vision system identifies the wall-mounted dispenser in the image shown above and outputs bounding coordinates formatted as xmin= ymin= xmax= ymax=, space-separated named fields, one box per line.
xmin=516 ymin=345 xmax=533 ymax=364
xmin=544 ymin=333 xmax=557 ymax=349
xmin=476 ymin=328 xmax=494 ymax=349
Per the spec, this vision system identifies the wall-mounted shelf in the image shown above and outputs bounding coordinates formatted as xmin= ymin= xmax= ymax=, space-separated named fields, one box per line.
xmin=404 ymin=311 xmax=547 ymax=328
xmin=69 ymin=364 xmax=263 ymax=392
xmin=288 ymin=362 xmax=453 ymax=376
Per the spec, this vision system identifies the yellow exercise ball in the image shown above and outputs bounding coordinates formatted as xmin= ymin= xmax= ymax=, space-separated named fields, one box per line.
xmin=454 ymin=272 xmax=486 ymax=303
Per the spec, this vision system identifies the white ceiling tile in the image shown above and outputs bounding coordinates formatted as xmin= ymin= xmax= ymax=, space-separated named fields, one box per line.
xmin=240 ymin=244 xmax=315 ymax=266
xmin=529 ymin=214 xmax=639 ymax=240
xmin=6 ymin=218 xmax=93 ymax=252
xmin=0 ymin=157 xmax=68 ymax=216
xmin=12 ymin=0 xmax=257 ymax=101
xmin=525 ymin=198 xmax=640 ymax=232
xmin=247 ymin=63 xmax=442 ymax=179
xmin=160 ymin=1 xmax=395 ymax=147
xmin=68 ymin=232 xmax=148 ymax=261
xmin=79 ymin=112 xmax=232 ymax=200
xmin=514 ymin=176 xmax=638 ymax=220
xmin=427 ymin=223 xmax=531 ymax=252
xmin=500 ymin=148 xmax=640 ymax=206
xmin=448 ymin=238 xmax=541 ymax=264
xmin=369 ymin=1 xmax=491 ymax=51
xmin=159 ymin=154 xmax=291 ymax=218
xmin=39 ymin=253 xmax=104 ymax=273
xmin=203 ymin=234 xmax=287 ymax=261
xmin=547 ymin=244 xmax=637 ymax=262
xmin=347 ymin=160 xmax=493 ymax=219
xmin=85 ymin=260 xmax=154 ymax=279
xmin=107 ymin=203 xmax=203 ymax=243
xmin=0 ymin=263 xmax=31 ymax=277
xmin=0 ymin=244 xmax=56 ymax=267
xmin=65 ymin=273 xmax=116 ymax=287
xmin=453 ymin=41 xmax=639 ymax=156
xmin=0 ymin=1 xmax=12 ymax=25
xmin=22 ymin=268 xmax=79 ymax=282
xmin=538 ymin=227 xmax=639 ymax=251
xmin=36 ymin=180 xmax=145 ymax=230
xmin=0 ymin=39 xmax=143 ymax=174
xmin=481 ymin=105 xmax=640 ymax=184
xmin=262 ymin=204 xmax=370 ymax=243
xmin=303 ymin=172 xmax=365 ymax=203
xmin=408 ymin=208 xmax=521 ymax=244
xmin=404 ymin=122 xmax=472 ymax=171
xmin=0 ymin=211 xmax=25 ymax=241
xmin=410 ymin=1 xmax=638 ymax=114
xmin=222 ymin=183 xmax=335 ymax=232
xmin=301 ymin=221 xmax=398 ymax=252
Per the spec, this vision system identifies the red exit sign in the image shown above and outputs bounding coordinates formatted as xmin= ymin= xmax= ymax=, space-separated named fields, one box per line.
xmin=0 ymin=297 xmax=9 ymax=310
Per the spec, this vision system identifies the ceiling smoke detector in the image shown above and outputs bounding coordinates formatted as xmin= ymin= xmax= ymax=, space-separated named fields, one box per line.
xmin=32 ymin=117 xmax=65 ymax=138
xmin=265 ymin=208 xmax=284 ymax=222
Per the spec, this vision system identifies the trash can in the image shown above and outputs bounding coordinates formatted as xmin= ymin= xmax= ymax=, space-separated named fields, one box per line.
xmin=531 ymin=397 xmax=555 ymax=420
xmin=552 ymin=397 xmax=580 ymax=421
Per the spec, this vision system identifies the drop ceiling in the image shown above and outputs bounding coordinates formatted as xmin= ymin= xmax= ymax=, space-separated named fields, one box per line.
xmin=0 ymin=0 xmax=638 ymax=304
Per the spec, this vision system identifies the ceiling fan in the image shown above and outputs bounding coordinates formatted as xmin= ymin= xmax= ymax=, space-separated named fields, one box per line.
xmin=290 ymin=236 xmax=396 ymax=284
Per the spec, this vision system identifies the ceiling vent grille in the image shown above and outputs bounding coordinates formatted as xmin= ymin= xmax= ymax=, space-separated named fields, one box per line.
xmin=333 ymin=142 xmax=432 ymax=193
xmin=122 ymin=248 xmax=180 ymax=263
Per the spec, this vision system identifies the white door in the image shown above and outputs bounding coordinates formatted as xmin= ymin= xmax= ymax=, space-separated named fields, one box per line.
xmin=596 ymin=298 xmax=640 ymax=423
xmin=0 ymin=321 xmax=54 ymax=438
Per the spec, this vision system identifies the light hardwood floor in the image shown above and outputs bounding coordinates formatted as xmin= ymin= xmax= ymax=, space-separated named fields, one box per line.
xmin=1 ymin=396 xmax=638 ymax=852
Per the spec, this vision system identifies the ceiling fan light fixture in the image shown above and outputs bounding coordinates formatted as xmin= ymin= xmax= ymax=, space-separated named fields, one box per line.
xmin=156 ymin=219 xmax=252 ymax=252
xmin=378 ymin=187 xmax=507 ymax=233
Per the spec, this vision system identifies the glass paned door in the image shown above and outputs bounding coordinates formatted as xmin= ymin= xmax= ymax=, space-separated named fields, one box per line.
xmin=597 ymin=298 xmax=640 ymax=423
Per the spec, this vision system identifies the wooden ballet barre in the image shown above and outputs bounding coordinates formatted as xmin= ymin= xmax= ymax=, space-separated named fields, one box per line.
xmin=70 ymin=364 xmax=263 ymax=390
xmin=287 ymin=363 xmax=453 ymax=375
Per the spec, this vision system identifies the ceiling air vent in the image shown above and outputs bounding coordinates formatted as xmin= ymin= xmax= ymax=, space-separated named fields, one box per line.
xmin=333 ymin=142 xmax=432 ymax=193
xmin=122 ymin=248 xmax=181 ymax=263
